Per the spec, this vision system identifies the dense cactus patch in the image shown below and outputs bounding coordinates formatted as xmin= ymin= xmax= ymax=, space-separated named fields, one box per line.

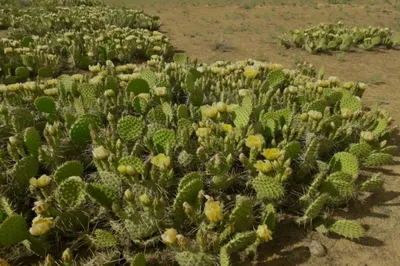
xmin=0 ymin=0 xmax=397 ymax=265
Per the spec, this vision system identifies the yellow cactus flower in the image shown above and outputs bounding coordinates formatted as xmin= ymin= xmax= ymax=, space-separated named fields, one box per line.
xmin=253 ymin=160 xmax=273 ymax=173
xmin=161 ymin=228 xmax=178 ymax=245
xmin=221 ymin=124 xmax=233 ymax=132
xmin=196 ymin=127 xmax=212 ymax=138
xmin=92 ymin=146 xmax=110 ymax=160
xmin=43 ymin=88 xmax=58 ymax=96
xmin=151 ymin=153 xmax=171 ymax=170
xmin=32 ymin=201 xmax=50 ymax=215
xmin=256 ymin=224 xmax=273 ymax=242
xmin=246 ymin=135 xmax=264 ymax=150
xmin=216 ymin=102 xmax=228 ymax=113
xmin=262 ymin=148 xmax=282 ymax=161
xmin=243 ymin=66 xmax=259 ymax=79
xmin=204 ymin=199 xmax=223 ymax=223
xmin=30 ymin=175 xmax=51 ymax=188
xmin=29 ymin=216 xmax=54 ymax=236
xmin=0 ymin=258 xmax=10 ymax=266
xmin=154 ymin=86 xmax=167 ymax=97
xmin=361 ymin=131 xmax=375 ymax=142
xmin=137 ymin=93 xmax=151 ymax=101
xmin=201 ymin=105 xmax=219 ymax=119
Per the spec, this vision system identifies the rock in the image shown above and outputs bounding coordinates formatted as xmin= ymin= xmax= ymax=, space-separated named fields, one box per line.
xmin=309 ymin=240 xmax=327 ymax=257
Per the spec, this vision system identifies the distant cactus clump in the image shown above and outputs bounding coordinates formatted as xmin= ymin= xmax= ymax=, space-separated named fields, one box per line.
xmin=280 ymin=21 xmax=400 ymax=53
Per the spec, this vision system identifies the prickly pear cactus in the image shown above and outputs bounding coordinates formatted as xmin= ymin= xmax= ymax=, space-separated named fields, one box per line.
xmin=0 ymin=8 xmax=395 ymax=265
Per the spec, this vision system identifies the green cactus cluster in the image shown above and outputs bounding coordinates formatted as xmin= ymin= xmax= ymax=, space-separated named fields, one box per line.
xmin=0 ymin=1 xmax=397 ymax=266
xmin=280 ymin=21 xmax=400 ymax=53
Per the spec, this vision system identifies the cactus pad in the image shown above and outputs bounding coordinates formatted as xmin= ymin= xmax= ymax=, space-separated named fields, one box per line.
xmin=329 ymin=219 xmax=365 ymax=239
xmin=87 ymin=183 xmax=118 ymax=209
xmin=340 ymin=96 xmax=362 ymax=112
xmin=363 ymin=153 xmax=393 ymax=167
xmin=56 ymin=177 xmax=86 ymax=208
xmin=266 ymin=70 xmax=286 ymax=89
xmin=117 ymin=116 xmax=145 ymax=141
xmin=14 ymin=156 xmax=39 ymax=187
xmin=349 ymin=142 xmax=372 ymax=162
xmin=153 ymin=129 xmax=176 ymax=153
xmin=330 ymin=152 xmax=359 ymax=177
xmin=119 ymin=156 xmax=144 ymax=174
xmin=173 ymin=173 xmax=203 ymax=222
xmin=54 ymin=160 xmax=84 ymax=184
xmin=252 ymin=175 xmax=284 ymax=201
xmin=175 ymin=252 xmax=215 ymax=266
xmin=90 ymin=229 xmax=118 ymax=249
xmin=23 ymin=127 xmax=41 ymax=157
xmin=0 ymin=215 xmax=28 ymax=246
xmin=69 ymin=114 xmax=101 ymax=144
xmin=34 ymin=96 xmax=57 ymax=113
xmin=360 ymin=174 xmax=384 ymax=192
xmin=127 ymin=79 xmax=150 ymax=94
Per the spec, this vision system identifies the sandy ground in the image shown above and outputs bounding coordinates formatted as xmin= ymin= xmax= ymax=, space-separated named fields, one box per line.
xmin=103 ymin=0 xmax=400 ymax=265
xmin=102 ymin=1 xmax=400 ymax=265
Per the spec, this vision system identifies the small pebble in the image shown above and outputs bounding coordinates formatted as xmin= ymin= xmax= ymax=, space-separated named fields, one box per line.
xmin=309 ymin=240 xmax=327 ymax=257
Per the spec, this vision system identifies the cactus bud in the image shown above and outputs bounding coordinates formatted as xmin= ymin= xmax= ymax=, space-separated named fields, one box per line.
xmin=126 ymin=165 xmax=136 ymax=176
xmin=104 ymin=89 xmax=115 ymax=97
xmin=216 ymin=102 xmax=228 ymax=113
xmin=226 ymin=153 xmax=234 ymax=166
xmin=124 ymin=189 xmax=135 ymax=202
xmin=239 ymin=153 xmax=249 ymax=165
xmin=117 ymin=165 xmax=127 ymax=175
xmin=300 ymin=113 xmax=309 ymax=122
xmin=162 ymin=228 xmax=178 ymax=245
xmin=183 ymin=202 xmax=193 ymax=215
xmin=8 ymin=136 xmax=19 ymax=146
xmin=176 ymin=234 xmax=190 ymax=247
xmin=154 ymin=86 xmax=167 ymax=97
xmin=44 ymin=254 xmax=56 ymax=266
xmin=341 ymin=108 xmax=353 ymax=119
xmin=61 ymin=248 xmax=73 ymax=263
xmin=139 ymin=194 xmax=152 ymax=206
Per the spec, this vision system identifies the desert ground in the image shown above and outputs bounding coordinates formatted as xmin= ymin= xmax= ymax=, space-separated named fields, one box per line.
xmin=102 ymin=0 xmax=400 ymax=265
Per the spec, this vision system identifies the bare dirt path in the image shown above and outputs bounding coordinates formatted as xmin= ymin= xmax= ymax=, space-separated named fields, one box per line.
xmin=108 ymin=1 xmax=400 ymax=265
